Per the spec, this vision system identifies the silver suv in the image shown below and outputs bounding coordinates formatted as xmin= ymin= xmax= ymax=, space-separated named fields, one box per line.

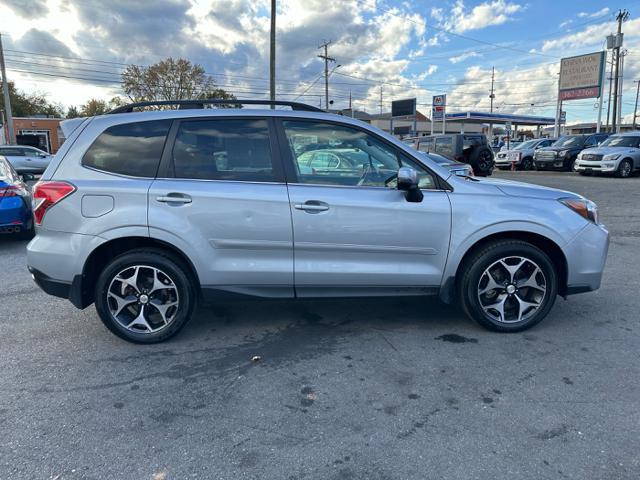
xmin=574 ymin=132 xmax=640 ymax=177
xmin=27 ymin=100 xmax=610 ymax=343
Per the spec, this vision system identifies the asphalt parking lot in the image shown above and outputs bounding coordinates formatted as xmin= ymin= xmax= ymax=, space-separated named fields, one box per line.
xmin=1 ymin=171 xmax=639 ymax=480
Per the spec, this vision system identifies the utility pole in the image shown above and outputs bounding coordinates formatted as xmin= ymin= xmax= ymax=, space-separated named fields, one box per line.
xmin=606 ymin=56 xmax=614 ymax=131
xmin=611 ymin=9 xmax=629 ymax=133
xmin=633 ymin=80 xmax=640 ymax=130
xmin=379 ymin=86 xmax=383 ymax=114
xmin=0 ymin=34 xmax=15 ymax=145
xmin=317 ymin=41 xmax=335 ymax=111
xmin=269 ymin=0 xmax=276 ymax=107
xmin=489 ymin=66 xmax=495 ymax=141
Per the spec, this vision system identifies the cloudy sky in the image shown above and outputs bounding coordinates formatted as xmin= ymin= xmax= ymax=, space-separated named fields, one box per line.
xmin=1 ymin=0 xmax=639 ymax=124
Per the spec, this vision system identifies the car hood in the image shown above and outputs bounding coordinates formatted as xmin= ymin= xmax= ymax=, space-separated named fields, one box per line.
xmin=538 ymin=145 xmax=581 ymax=152
xmin=469 ymin=177 xmax=581 ymax=200
xmin=581 ymin=146 xmax=636 ymax=155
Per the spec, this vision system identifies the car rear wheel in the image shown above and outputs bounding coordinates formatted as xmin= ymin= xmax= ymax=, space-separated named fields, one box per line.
xmin=470 ymin=147 xmax=494 ymax=176
xmin=94 ymin=249 xmax=196 ymax=343
xmin=458 ymin=240 xmax=558 ymax=332
xmin=615 ymin=159 xmax=632 ymax=178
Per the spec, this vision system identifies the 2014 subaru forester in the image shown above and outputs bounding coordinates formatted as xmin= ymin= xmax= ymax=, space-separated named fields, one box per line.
xmin=27 ymin=100 xmax=609 ymax=343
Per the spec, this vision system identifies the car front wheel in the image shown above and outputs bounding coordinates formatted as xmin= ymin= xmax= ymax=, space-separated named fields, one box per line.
xmin=615 ymin=159 xmax=632 ymax=178
xmin=458 ymin=240 xmax=558 ymax=332
xmin=94 ymin=249 xmax=197 ymax=343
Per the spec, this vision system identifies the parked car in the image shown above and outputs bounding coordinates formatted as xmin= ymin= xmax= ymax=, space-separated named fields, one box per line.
xmin=0 ymin=156 xmax=34 ymax=238
xmin=534 ymin=133 xmax=609 ymax=171
xmin=495 ymin=138 xmax=557 ymax=171
xmin=0 ymin=145 xmax=53 ymax=174
xmin=574 ymin=132 xmax=640 ymax=178
xmin=409 ymin=134 xmax=494 ymax=176
xmin=27 ymin=99 xmax=609 ymax=343
xmin=403 ymin=138 xmax=474 ymax=176
xmin=421 ymin=152 xmax=474 ymax=177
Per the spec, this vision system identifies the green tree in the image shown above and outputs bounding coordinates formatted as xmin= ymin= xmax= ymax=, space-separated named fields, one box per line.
xmin=66 ymin=105 xmax=80 ymax=118
xmin=79 ymin=98 xmax=109 ymax=116
xmin=1 ymin=82 xmax=64 ymax=117
xmin=121 ymin=57 xmax=237 ymax=107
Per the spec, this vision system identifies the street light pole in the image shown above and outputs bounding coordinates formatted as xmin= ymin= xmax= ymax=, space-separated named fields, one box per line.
xmin=0 ymin=33 xmax=15 ymax=144
xmin=269 ymin=0 xmax=276 ymax=108
xmin=611 ymin=9 xmax=629 ymax=133
xmin=633 ymin=80 xmax=640 ymax=130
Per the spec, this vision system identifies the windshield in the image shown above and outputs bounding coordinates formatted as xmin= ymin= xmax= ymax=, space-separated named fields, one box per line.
xmin=553 ymin=136 xmax=584 ymax=148
xmin=599 ymin=136 xmax=640 ymax=148
xmin=514 ymin=140 xmax=537 ymax=150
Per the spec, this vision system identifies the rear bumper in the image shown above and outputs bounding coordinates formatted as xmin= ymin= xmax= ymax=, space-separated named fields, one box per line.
xmin=563 ymin=222 xmax=610 ymax=295
xmin=28 ymin=267 xmax=85 ymax=308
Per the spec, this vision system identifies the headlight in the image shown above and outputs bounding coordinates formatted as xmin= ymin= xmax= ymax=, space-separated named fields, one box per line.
xmin=559 ymin=197 xmax=599 ymax=224
xmin=603 ymin=153 xmax=620 ymax=161
xmin=558 ymin=150 xmax=569 ymax=157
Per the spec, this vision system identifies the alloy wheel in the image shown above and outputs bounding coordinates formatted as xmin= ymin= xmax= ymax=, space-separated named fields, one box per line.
xmin=477 ymin=256 xmax=547 ymax=324
xmin=107 ymin=265 xmax=179 ymax=334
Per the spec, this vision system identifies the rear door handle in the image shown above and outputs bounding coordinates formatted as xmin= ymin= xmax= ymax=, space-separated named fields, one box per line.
xmin=294 ymin=201 xmax=329 ymax=212
xmin=156 ymin=194 xmax=192 ymax=204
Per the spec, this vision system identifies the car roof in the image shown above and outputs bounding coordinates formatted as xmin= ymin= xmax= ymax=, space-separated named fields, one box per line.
xmin=612 ymin=131 xmax=640 ymax=137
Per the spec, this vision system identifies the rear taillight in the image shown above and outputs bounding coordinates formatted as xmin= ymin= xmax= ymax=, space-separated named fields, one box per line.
xmin=32 ymin=181 xmax=76 ymax=225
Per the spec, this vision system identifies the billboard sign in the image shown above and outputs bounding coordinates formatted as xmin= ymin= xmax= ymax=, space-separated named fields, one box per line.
xmin=391 ymin=98 xmax=416 ymax=117
xmin=559 ymin=51 xmax=605 ymax=101
xmin=432 ymin=94 xmax=446 ymax=121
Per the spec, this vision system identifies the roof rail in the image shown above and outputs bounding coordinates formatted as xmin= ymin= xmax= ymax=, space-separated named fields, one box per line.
xmin=107 ymin=99 xmax=323 ymax=114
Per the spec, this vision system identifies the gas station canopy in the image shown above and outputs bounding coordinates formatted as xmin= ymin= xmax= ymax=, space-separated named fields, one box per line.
xmin=445 ymin=111 xmax=556 ymax=127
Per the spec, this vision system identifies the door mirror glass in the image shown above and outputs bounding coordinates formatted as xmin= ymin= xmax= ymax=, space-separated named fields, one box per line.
xmin=397 ymin=167 xmax=423 ymax=202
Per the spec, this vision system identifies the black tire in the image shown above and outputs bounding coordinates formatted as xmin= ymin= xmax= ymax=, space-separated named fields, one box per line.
xmin=520 ymin=157 xmax=533 ymax=171
xmin=94 ymin=248 xmax=197 ymax=343
xmin=457 ymin=240 xmax=558 ymax=332
xmin=615 ymin=159 xmax=632 ymax=178
xmin=566 ymin=157 xmax=576 ymax=172
xmin=469 ymin=147 xmax=494 ymax=176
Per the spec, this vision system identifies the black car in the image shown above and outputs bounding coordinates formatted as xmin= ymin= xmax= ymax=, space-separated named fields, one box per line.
xmin=534 ymin=133 xmax=609 ymax=171
xmin=409 ymin=134 xmax=494 ymax=176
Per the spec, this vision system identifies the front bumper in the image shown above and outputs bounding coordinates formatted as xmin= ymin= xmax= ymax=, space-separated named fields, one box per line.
xmin=563 ymin=221 xmax=609 ymax=295
xmin=534 ymin=158 xmax=567 ymax=170
xmin=574 ymin=159 xmax=618 ymax=173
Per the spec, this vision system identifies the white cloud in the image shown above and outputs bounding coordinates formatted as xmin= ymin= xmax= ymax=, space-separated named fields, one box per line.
xmin=450 ymin=51 xmax=481 ymax=64
xmin=578 ymin=8 xmax=610 ymax=19
xmin=443 ymin=0 xmax=524 ymax=33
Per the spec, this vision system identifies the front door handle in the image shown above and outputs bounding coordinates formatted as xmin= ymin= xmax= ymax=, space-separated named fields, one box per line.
xmin=294 ymin=201 xmax=329 ymax=213
xmin=156 ymin=193 xmax=192 ymax=204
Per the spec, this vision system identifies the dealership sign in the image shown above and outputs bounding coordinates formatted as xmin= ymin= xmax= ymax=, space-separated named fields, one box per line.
xmin=558 ymin=51 xmax=605 ymax=101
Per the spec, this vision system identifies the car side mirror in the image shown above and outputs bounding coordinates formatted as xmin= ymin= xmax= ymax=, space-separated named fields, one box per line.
xmin=21 ymin=173 xmax=35 ymax=182
xmin=397 ymin=167 xmax=423 ymax=203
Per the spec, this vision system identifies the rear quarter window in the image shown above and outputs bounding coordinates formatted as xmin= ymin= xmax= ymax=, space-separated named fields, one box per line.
xmin=82 ymin=120 xmax=171 ymax=177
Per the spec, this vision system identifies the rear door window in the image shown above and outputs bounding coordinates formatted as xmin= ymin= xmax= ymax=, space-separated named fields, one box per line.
xmin=172 ymin=118 xmax=276 ymax=182
xmin=82 ymin=120 xmax=171 ymax=177
xmin=434 ymin=137 xmax=454 ymax=157
xmin=0 ymin=148 xmax=25 ymax=156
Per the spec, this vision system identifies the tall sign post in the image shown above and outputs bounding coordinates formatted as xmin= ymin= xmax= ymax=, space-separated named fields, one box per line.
xmin=556 ymin=51 xmax=606 ymax=136
xmin=432 ymin=94 xmax=446 ymax=135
